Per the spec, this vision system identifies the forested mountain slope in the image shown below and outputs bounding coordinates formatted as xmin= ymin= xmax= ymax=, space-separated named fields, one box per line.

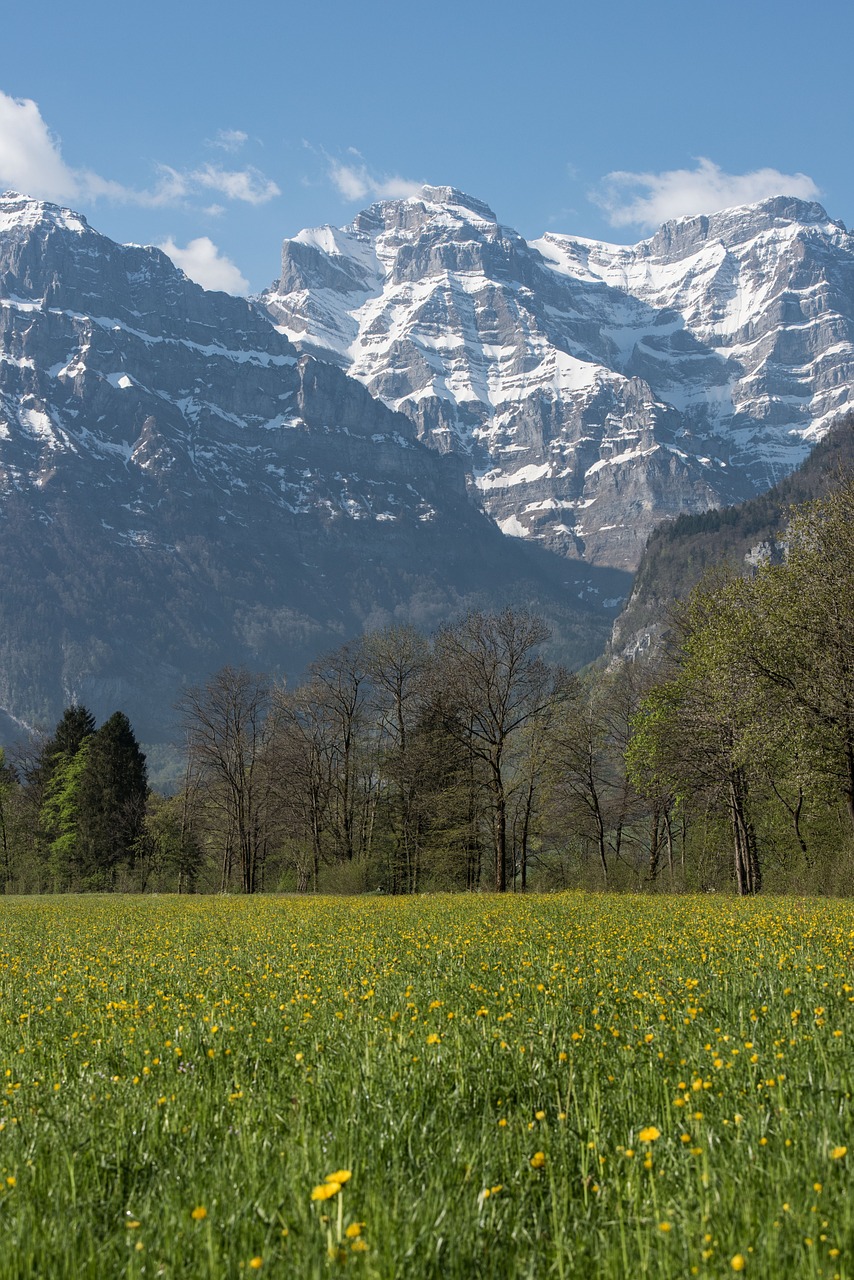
xmin=610 ymin=412 xmax=854 ymax=657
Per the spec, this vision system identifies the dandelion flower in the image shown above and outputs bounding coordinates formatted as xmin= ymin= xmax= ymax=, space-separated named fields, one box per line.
xmin=345 ymin=1223 xmax=364 ymax=1239
xmin=831 ymin=1146 xmax=847 ymax=1160
xmin=325 ymin=1169 xmax=352 ymax=1184
xmin=639 ymin=1126 xmax=661 ymax=1143
xmin=191 ymin=1206 xmax=207 ymax=1221
xmin=530 ymin=1151 xmax=546 ymax=1169
xmin=311 ymin=1182 xmax=341 ymax=1201
xmin=731 ymin=1256 xmax=746 ymax=1272
xmin=249 ymin=1259 xmax=263 ymax=1271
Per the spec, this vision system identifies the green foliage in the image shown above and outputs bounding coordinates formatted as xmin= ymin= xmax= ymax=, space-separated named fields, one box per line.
xmin=621 ymin=413 xmax=854 ymax=643
xmin=41 ymin=739 xmax=91 ymax=890
xmin=629 ymin=474 xmax=854 ymax=893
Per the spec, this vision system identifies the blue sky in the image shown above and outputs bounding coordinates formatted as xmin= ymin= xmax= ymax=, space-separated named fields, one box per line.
xmin=1 ymin=0 xmax=851 ymax=293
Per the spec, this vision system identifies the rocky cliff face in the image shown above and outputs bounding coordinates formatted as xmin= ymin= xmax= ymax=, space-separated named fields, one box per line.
xmin=263 ymin=189 xmax=854 ymax=570
xmin=0 ymin=192 xmax=628 ymax=741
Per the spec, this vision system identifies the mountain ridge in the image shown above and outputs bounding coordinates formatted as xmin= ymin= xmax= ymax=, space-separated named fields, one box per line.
xmin=263 ymin=187 xmax=854 ymax=570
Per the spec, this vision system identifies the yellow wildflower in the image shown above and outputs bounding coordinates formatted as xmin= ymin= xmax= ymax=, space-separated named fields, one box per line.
xmin=311 ymin=1182 xmax=341 ymax=1201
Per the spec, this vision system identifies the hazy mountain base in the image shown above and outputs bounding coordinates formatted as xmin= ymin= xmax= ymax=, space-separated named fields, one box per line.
xmin=0 ymin=482 xmax=629 ymax=751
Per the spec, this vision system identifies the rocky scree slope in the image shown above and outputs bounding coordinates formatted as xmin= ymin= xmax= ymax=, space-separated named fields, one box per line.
xmin=0 ymin=192 xmax=628 ymax=742
xmin=263 ymin=188 xmax=854 ymax=571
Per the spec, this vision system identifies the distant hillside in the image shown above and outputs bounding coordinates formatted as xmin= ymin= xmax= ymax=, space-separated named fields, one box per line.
xmin=610 ymin=412 xmax=854 ymax=657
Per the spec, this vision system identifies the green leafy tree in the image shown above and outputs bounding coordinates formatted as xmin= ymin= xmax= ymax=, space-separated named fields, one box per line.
xmin=740 ymin=482 xmax=854 ymax=829
xmin=628 ymin=577 xmax=763 ymax=895
xmin=41 ymin=739 xmax=91 ymax=890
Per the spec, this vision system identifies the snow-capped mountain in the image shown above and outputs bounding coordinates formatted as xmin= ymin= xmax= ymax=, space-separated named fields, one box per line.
xmin=263 ymin=188 xmax=854 ymax=569
xmin=0 ymin=191 xmax=627 ymax=740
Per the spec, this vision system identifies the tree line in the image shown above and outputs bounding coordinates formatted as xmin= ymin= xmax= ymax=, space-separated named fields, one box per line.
xmin=1 ymin=479 xmax=853 ymax=897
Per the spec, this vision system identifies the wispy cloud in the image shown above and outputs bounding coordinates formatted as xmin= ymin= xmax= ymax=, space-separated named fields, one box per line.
xmin=0 ymin=89 xmax=279 ymax=210
xmin=150 ymin=163 xmax=279 ymax=207
xmin=209 ymin=129 xmax=249 ymax=153
xmin=593 ymin=158 xmax=821 ymax=229
xmin=324 ymin=149 xmax=422 ymax=203
xmin=158 ymin=236 xmax=249 ymax=294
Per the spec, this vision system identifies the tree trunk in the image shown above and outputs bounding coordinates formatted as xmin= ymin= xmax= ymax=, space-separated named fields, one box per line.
xmin=729 ymin=769 xmax=760 ymax=896
xmin=493 ymin=770 xmax=507 ymax=892
xmin=664 ymin=809 xmax=675 ymax=888
xmin=648 ymin=806 xmax=661 ymax=882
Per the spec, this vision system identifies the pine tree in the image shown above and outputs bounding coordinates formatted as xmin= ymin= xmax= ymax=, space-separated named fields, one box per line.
xmin=77 ymin=712 xmax=148 ymax=884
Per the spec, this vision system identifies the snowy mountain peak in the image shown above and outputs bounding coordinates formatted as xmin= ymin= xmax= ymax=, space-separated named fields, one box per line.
xmin=413 ymin=186 xmax=498 ymax=221
xmin=263 ymin=190 xmax=854 ymax=569
xmin=0 ymin=190 xmax=90 ymax=236
xmin=643 ymin=196 xmax=845 ymax=259
xmin=346 ymin=186 xmax=500 ymax=243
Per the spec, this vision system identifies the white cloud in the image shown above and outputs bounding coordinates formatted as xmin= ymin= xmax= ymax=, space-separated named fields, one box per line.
xmin=210 ymin=129 xmax=249 ymax=153
xmin=0 ymin=89 xmax=279 ymax=211
xmin=157 ymin=236 xmax=249 ymax=294
xmin=0 ymin=90 xmax=82 ymax=200
xmin=189 ymin=163 xmax=279 ymax=205
xmin=594 ymin=158 xmax=821 ymax=229
xmin=328 ymin=157 xmax=422 ymax=203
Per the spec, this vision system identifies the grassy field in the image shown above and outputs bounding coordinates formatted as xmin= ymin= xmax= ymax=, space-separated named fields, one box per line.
xmin=0 ymin=893 xmax=852 ymax=1278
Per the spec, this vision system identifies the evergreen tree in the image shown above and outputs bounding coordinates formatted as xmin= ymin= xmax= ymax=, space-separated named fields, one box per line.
xmin=29 ymin=704 xmax=96 ymax=795
xmin=77 ymin=712 xmax=148 ymax=883
xmin=51 ymin=705 xmax=97 ymax=758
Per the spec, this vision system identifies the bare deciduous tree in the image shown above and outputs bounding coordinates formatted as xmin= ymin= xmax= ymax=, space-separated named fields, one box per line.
xmin=433 ymin=609 xmax=572 ymax=891
xmin=178 ymin=666 xmax=271 ymax=894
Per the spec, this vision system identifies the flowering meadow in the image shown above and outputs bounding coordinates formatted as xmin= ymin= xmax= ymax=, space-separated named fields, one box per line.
xmin=0 ymin=894 xmax=852 ymax=1279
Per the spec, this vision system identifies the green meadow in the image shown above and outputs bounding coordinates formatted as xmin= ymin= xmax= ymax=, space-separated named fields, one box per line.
xmin=0 ymin=893 xmax=851 ymax=1278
